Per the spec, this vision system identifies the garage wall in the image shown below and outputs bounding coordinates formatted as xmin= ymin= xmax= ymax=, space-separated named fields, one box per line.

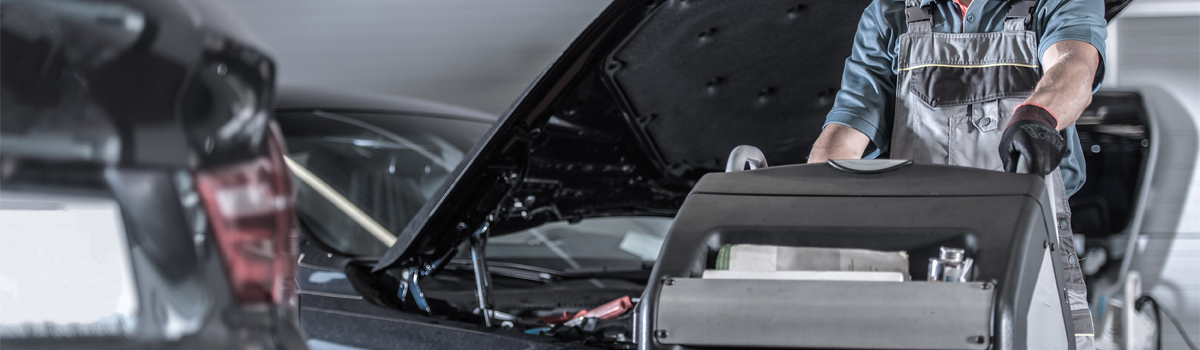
xmin=216 ymin=0 xmax=610 ymax=115
xmin=1109 ymin=0 xmax=1200 ymax=348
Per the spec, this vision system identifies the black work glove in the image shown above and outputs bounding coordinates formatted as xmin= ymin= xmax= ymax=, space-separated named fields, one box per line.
xmin=999 ymin=104 xmax=1068 ymax=176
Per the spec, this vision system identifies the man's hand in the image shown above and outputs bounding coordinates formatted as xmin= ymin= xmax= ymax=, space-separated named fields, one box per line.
xmin=998 ymin=39 xmax=1099 ymax=175
xmin=999 ymin=104 xmax=1068 ymax=175
xmin=808 ymin=123 xmax=870 ymax=163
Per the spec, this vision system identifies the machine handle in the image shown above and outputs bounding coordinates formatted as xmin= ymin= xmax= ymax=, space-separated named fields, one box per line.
xmin=1016 ymin=154 xmax=1032 ymax=175
xmin=726 ymin=145 xmax=768 ymax=172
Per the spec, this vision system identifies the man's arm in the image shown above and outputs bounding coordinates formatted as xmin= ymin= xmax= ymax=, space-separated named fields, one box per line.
xmin=809 ymin=124 xmax=870 ymax=163
xmin=808 ymin=2 xmax=899 ymax=164
xmin=1023 ymin=39 xmax=1101 ymax=130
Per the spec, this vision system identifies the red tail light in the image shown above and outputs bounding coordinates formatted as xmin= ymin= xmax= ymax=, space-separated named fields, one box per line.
xmin=195 ymin=124 xmax=297 ymax=306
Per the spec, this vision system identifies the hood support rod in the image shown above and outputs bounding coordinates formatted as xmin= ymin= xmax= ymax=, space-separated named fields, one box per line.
xmin=470 ymin=221 xmax=496 ymax=327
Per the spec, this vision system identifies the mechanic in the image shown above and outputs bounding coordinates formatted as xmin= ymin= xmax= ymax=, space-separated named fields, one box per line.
xmin=806 ymin=0 xmax=1106 ymax=348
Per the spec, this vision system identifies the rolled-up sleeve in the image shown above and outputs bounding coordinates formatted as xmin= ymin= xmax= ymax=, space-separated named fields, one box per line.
xmin=1035 ymin=0 xmax=1108 ymax=91
xmin=824 ymin=1 xmax=899 ymax=157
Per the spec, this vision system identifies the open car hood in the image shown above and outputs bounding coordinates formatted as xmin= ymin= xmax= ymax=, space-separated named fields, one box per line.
xmin=375 ymin=0 xmax=1136 ymax=273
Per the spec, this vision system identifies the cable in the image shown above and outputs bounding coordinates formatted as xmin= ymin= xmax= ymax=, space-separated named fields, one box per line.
xmin=1135 ymin=296 xmax=1162 ymax=350
xmin=1159 ymin=304 xmax=1199 ymax=350
xmin=1138 ymin=294 xmax=1199 ymax=350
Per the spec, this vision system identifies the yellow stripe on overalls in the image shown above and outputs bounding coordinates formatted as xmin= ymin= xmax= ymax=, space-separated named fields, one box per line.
xmin=898 ymin=62 xmax=1040 ymax=71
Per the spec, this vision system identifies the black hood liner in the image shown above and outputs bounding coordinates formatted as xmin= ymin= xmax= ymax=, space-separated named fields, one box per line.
xmin=606 ymin=0 xmax=870 ymax=173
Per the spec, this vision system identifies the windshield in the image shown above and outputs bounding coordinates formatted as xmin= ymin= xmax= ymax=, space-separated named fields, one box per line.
xmin=278 ymin=109 xmax=673 ymax=268
xmin=278 ymin=110 xmax=488 ymax=257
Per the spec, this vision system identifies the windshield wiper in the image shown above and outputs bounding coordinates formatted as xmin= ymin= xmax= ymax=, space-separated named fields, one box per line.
xmin=442 ymin=259 xmax=652 ymax=283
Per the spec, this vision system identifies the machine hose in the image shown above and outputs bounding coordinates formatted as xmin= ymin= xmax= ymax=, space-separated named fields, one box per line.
xmin=1136 ymin=294 xmax=1198 ymax=350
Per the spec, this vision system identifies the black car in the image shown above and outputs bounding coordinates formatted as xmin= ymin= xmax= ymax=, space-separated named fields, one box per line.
xmin=276 ymin=87 xmax=675 ymax=349
xmin=283 ymin=1 xmax=1189 ymax=349
xmin=0 ymin=0 xmax=304 ymax=348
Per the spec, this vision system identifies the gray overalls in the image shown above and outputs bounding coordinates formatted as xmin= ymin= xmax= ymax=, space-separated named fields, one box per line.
xmin=891 ymin=1 xmax=1094 ymax=348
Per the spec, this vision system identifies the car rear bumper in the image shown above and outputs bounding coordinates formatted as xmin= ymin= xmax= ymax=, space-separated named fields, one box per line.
xmin=1 ymin=164 xmax=305 ymax=349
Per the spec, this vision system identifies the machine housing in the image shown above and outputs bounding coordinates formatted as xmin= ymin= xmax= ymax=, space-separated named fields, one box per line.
xmin=635 ymin=161 xmax=1074 ymax=350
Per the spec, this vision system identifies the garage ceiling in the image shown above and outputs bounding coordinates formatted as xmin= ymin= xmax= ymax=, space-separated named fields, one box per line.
xmin=218 ymin=0 xmax=609 ymax=114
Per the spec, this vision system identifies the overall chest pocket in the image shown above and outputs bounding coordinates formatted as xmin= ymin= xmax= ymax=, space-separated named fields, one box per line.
xmin=899 ymin=31 xmax=1042 ymax=108
xmin=908 ymin=63 xmax=1040 ymax=107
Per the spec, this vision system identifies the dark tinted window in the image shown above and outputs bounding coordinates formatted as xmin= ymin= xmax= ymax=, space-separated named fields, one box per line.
xmin=278 ymin=110 xmax=490 ymax=256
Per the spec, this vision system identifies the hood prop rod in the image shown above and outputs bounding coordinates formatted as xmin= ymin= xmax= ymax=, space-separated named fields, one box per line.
xmin=469 ymin=221 xmax=496 ymax=327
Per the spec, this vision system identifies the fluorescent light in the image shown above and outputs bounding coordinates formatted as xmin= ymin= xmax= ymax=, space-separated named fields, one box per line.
xmin=284 ymin=156 xmax=397 ymax=247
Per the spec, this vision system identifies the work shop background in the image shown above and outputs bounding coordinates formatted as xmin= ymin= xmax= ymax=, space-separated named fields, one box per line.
xmin=218 ymin=0 xmax=1199 ymax=347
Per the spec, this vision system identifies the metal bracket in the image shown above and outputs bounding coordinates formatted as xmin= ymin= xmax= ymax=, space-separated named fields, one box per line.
xmin=905 ymin=6 xmax=932 ymax=23
xmin=397 ymin=266 xmax=432 ymax=315
xmin=1005 ymin=0 xmax=1037 ymax=20
xmin=469 ymin=221 xmax=496 ymax=327
xmin=393 ymin=244 xmax=455 ymax=316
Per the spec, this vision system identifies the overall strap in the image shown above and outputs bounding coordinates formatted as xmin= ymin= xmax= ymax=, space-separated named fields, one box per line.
xmin=1005 ymin=0 xmax=1038 ymax=31
xmin=904 ymin=0 xmax=933 ymax=33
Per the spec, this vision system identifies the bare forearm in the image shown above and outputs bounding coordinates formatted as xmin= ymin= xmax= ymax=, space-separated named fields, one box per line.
xmin=1023 ymin=40 xmax=1101 ymax=130
xmin=808 ymin=123 xmax=870 ymax=163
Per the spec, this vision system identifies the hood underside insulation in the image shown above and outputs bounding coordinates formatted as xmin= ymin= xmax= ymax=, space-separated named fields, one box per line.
xmin=606 ymin=0 xmax=872 ymax=171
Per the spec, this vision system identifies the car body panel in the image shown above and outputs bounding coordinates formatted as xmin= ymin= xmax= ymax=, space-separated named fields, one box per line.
xmin=1 ymin=0 xmax=276 ymax=169
xmin=276 ymin=86 xmax=495 ymax=123
xmin=0 ymin=0 xmax=303 ymax=348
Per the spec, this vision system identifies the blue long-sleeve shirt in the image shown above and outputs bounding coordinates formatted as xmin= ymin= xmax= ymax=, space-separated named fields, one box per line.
xmin=825 ymin=0 xmax=1108 ymax=195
